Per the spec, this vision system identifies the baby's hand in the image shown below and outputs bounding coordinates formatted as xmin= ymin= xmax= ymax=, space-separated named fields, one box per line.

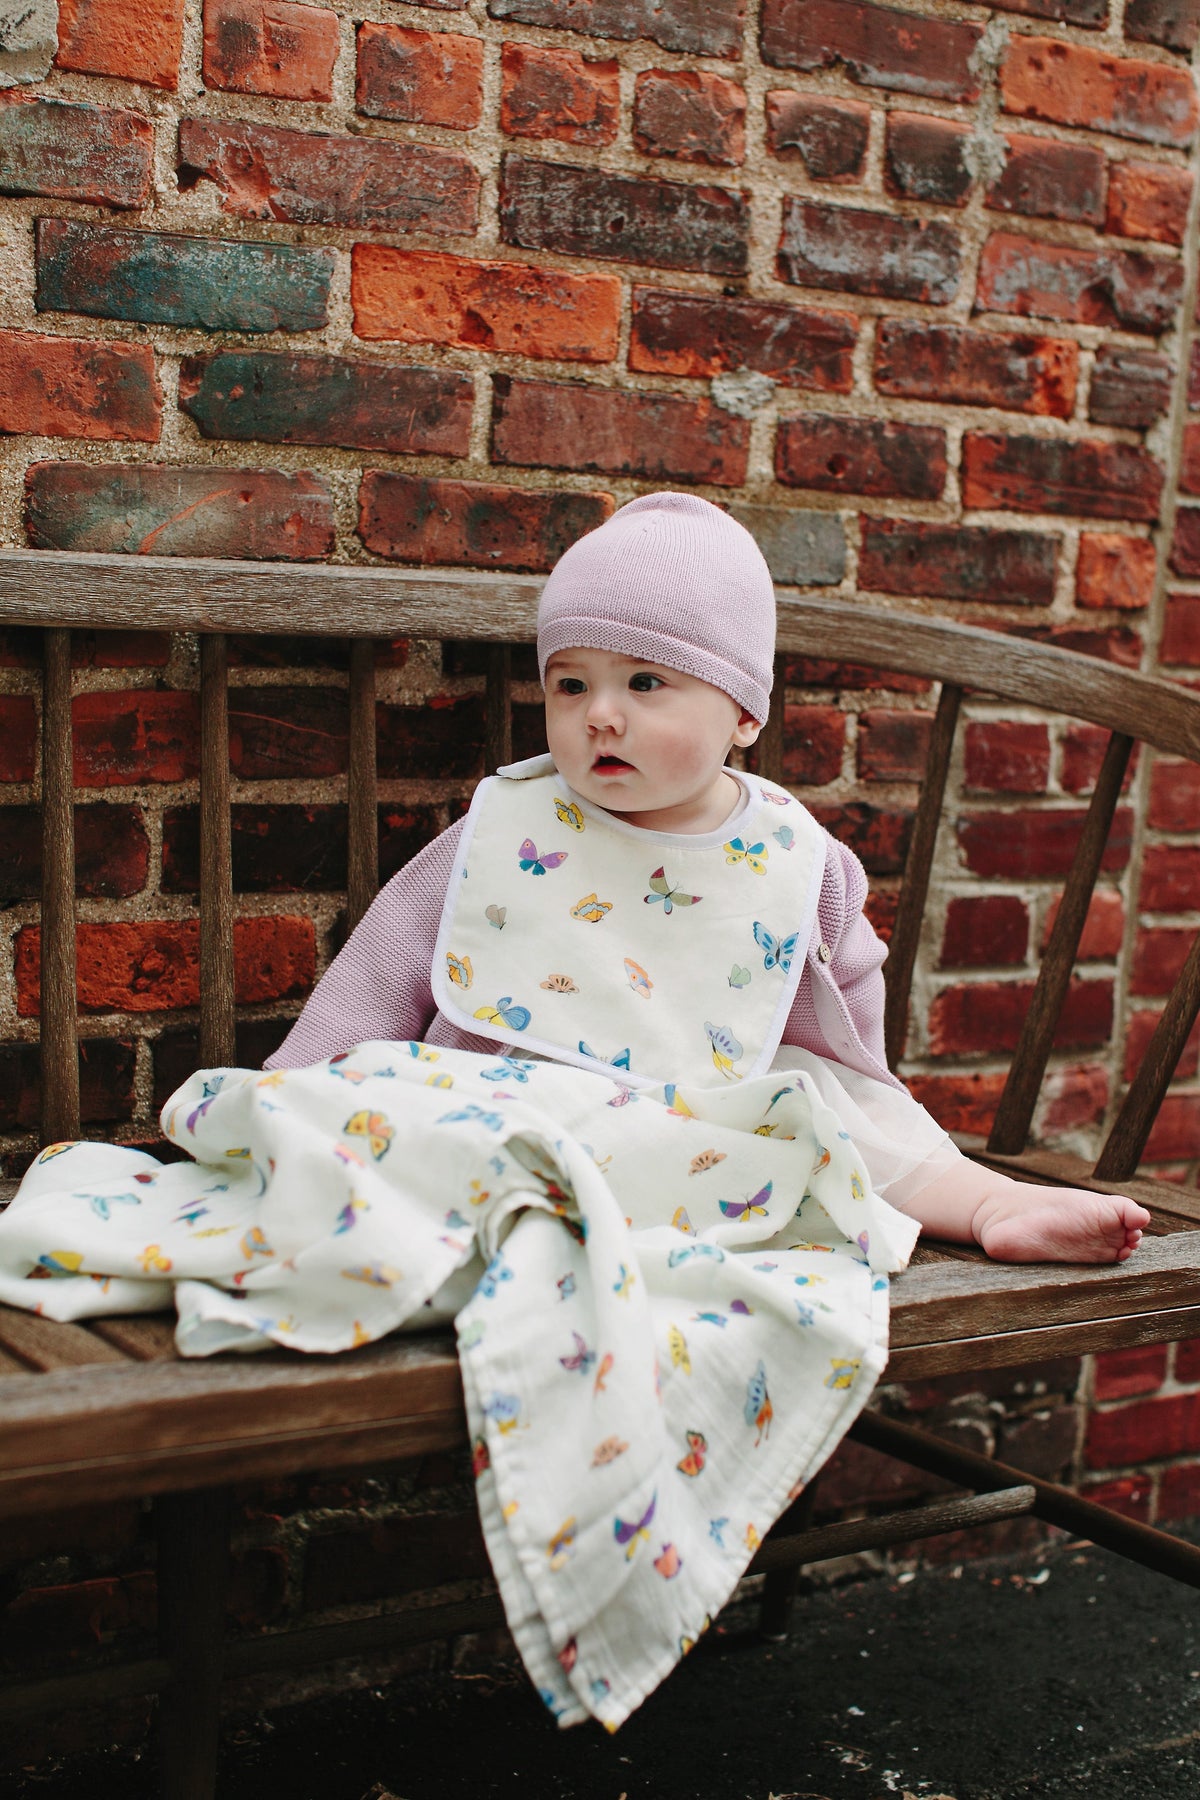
xmin=971 ymin=1179 xmax=1150 ymax=1265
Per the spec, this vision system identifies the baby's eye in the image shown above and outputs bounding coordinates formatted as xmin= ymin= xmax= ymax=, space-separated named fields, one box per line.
xmin=629 ymin=672 xmax=664 ymax=692
xmin=555 ymin=677 xmax=587 ymax=695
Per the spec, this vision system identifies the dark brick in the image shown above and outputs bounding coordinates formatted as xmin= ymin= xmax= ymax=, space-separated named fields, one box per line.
xmin=492 ymin=373 xmax=749 ymax=485
xmin=962 ymin=433 xmax=1164 ymax=522
xmin=35 ymin=219 xmax=334 ymax=334
xmin=964 ymin=721 xmax=1050 ymax=792
xmin=629 ymin=287 xmax=855 ymax=390
xmin=990 ymin=0 xmax=1107 ymax=23
xmin=940 ymin=895 xmax=1029 ymax=969
xmin=1182 ymin=422 xmax=1200 ymax=494
xmin=377 ymin=694 xmax=485 ymax=780
xmin=987 ymin=133 xmax=1105 ymax=225
xmin=811 ymin=801 xmax=912 ymax=874
xmin=779 ymin=704 xmax=846 ymax=784
xmin=229 ymin=687 xmax=346 ymax=779
xmin=153 ymin=1019 xmax=294 ymax=1107
xmin=0 ymin=803 xmax=150 ymax=901
xmin=162 ymin=803 xmax=348 ymax=893
xmin=1011 ymin=622 xmax=1143 ymax=665
xmin=0 ymin=1038 xmax=137 ymax=1131
xmin=875 ymin=320 xmax=1077 ymax=418
xmin=956 ymin=806 xmax=1133 ymax=878
xmin=179 ymin=353 xmax=473 ymax=456
xmin=1171 ymin=508 xmax=1200 ymax=577
xmin=1161 ymin=593 xmax=1200 ymax=664
xmin=0 ymin=696 xmax=35 ymax=781
xmin=976 ymin=231 xmax=1184 ymax=336
xmin=761 ymin=0 xmax=980 ymax=102
xmin=499 ymin=42 xmax=620 ymax=145
xmin=0 ymin=331 xmax=160 ymax=444
xmin=26 ymin=464 xmax=334 ymax=559
xmin=73 ymin=691 xmax=198 ymax=786
xmin=304 ymin=1509 xmax=490 ymax=1609
xmin=859 ymin=519 xmax=1058 ymax=606
xmin=929 ymin=978 xmax=1113 ymax=1055
xmin=776 ymin=414 xmax=946 ymax=500
xmin=177 ymin=117 xmax=479 ymax=234
xmin=0 ymin=94 xmax=154 ymax=209
xmin=633 ymin=69 xmax=746 ymax=166
xmin=485 ymin=0 xmax=745 ymax=57
xmin=359 ymin=473 xmax=611 ymax=570
xmin=727 ymin=503 xmax=846 ymax=586
xmin=500 ymin=155 xmax=749 ymax=276
xmin=765 ymin=91 xmax=869 ymax=181
xmin=778 ymin=200 xmax=960 ymax=304
xmin=1088 ymin=344 xmax=1173 ymax=428
xmin=1124 ymin=0 xmax=1200 ymax=51
xmin=379 ymin=803 xmax=446 ymax=881
xmin=512 ymin=698 xmax=550 ymax=763
xmin=356 ymin=22 xmax=484 ymax=130
xmin=856 ymin=709 xmax=932 ymax=782
xmin=885 ymin=113 xmax=971 ymax=206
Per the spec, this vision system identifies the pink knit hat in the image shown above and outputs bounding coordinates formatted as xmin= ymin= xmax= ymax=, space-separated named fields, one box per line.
xmin=536 ymin=492 xmax=776 ymax=722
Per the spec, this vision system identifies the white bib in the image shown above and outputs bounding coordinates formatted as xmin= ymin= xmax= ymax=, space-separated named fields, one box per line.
xmin=432 ymin=755 xmax=827 ymax=1087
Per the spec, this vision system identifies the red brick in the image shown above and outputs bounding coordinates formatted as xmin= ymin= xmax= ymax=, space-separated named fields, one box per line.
xmin=358 ymin=473 xmax=612 ymax=571
xmin=203 ymin=0 xmax=339 ymax=100
xmin=1149 ymin=759 xmax=1200 ymax=831
xmin=1001 ymin=37 xmax=1199 ymax=147
xmin=56 ymin=0 xmax=184 ymax=88
xmin=72 ymin=691 xmax=199 ymax=787
xmin=0 ymin=697 xmax=36 ymax=782
xmin=875 ymin=320 xmax=1077 ymax=421
xmin=780 ymin=659 xmax=931 ymax=695
xmin=351 ymin=247 xmax=619 ymax=363
xmin=1161 ymin=594 xmax=1200 ymax=666
xmin=776 ymin=414 xmax=945 ymax=500
xmin=1106 ymin=160 xmax=1192 ymax=246
xmin=1187 ymin=340 xmax=1200 ymax=408
xmin=1059 ymin=722 xmax=1138 ymax=796
xmin=26 ymin=464 xmax=334 ymax=559
xmin=0 ymin=94 xmax=154 ymax=209
xmin=778 ymin=200 xmax=961 ymax=304
xmin=884 ymin=112 xmax=970 ymax=206
xmin=1001 ymin=1403 xmax=1082 ymax=1479
xmin=634 ymin=69 xmax=745 ymax=166
xmin=179 ymin=352 xmax=472 ymax=457
xmin=780 ymin=705 xmax=846 ymax=785
xmin=500 ymin=155 xmax=748 ymax=276
xmin=811 ymin=801 xmax=912 ymax=874
xmin=1076 ymin=532 xmax=1155 ymax=608
xmin=3 ymin=803 xmax=150 ymax=901
xmin=860 ymin=518 xmax=1058 ymax=606
xmin=1141 ymin=845 xmax=1200 ymax=912
xmin=1179 ymin=422 xmax=1200 ymax=494
xmin=1170 ymin=510 xmax=1200 ymax=577
xmin=864 ymin=889 xmax=896 ymax=943
xmin=178 ymin=117 xmax=479 ymax=234
xmin=1043 ymin=887 xmax=1124 ymax=960
xmin=1132 ymin=926 xmax=1193 ymax=995
xmin=1088 ymin=345 xmax=1172 ymax=429
xmin=940 ymin=895 xmax=1029 ymax=968
xmin=1158 ymin=1461 xmax=1200 ymax=1524
xmin=1124 ymin=1007 xmax=1200 ymax=1082
xmin=0 ymin=331 xmax=160 ymax=444
xmin=906 ymin=1070 xmax=1007 ymax=1136
xmin=928 ymin=977 xmax=1113 ymax=1056
xmin=485 ymin=0 xmax=745 ymax=58
xmin=987 ymin=133 xmax=1105 ymax=226
xmin=1177 ymin=1336 xmax=1200 ymax=1381
xmin=764 ymin=91 xmax=868 ymax=181
xmin=1094 ymin=1344 xmax=1168 ymax=1401
xmin=962 ymin=433 xmax=1163 ymax=522
xmin=761 ymin=0 xmax=981 ymax=103
xmin=1086 ymin=1391 xmax=1200 ymax=1466
xmin=1078 ymin=1475 xmax=1152 ymax=1523
xmin=964 ymin=721 xmax=1050 ymax=793
xmin=1125 ymin=0 xmax=1200 ymax=51
xmin=499 ymin=42 xmax=619 ymax=145
xmin=1019 ymin=617 xmax=1144 ymax=660
xmin=855 ymin=709 xmax=932 ymax=782
xmin=976 ymin=231 xmax=1183 ymax=335
xmin=491 ymin=374 xmax=749 ymax=486
xmin=956 ymin=806 xmax=1132 ymax=878
xmin=16 ymin=916 xmax=316 ymax=1015
xmin=629 ymin=287 xmax=855 ymax=390
xmin=356 ymin=22 xmax=483 ymax=130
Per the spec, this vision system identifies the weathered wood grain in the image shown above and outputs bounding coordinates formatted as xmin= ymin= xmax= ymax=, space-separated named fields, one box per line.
xmin=0 ymin=1308 xmax=130 ymax=1371
xmin=40 ymin=627 xmax=80 ymax=1144
xmin=199 ymin=633 xmax=234 ymax=1068
xmin=485 ymin=643 xmax=512 ymax=773
xmin=1097 ymin=928 xmax=1200 ymax=1181
xmin=346 ymin=638 xmax=378 ymax=933
xmin=887 ymin=1300 xmax=1200 ymax=1377
xmin=885 ymin=680 xmax=960 ymax=1068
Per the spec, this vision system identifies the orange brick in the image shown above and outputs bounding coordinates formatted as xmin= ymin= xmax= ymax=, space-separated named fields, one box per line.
xmin=1106 ymin=160 xmax=1193 ymax=245
xmin=1043 ymin=887 xmax=1125 ymax=961
xmin=1076 ymin=533 xmax=1156 ymax=610
xmin=15 ymin=917 xmax=315 ymax=1015
xmin=202 ymin=0 xmax=340 ymax=102
xmin=56 ymin=0 xmax=185 ymax=89
xmin=1001 ymin=37 xmax=1199 ymax=146
xmin=356 ymin=22 xmax=483 ymax=131
xmin=351 ymin=247 xmax=620 ymax=362
xmin=500 ymin=42 xmax=619 ymax=146
xmin=0 ymin=331 xmax=161 ymax=443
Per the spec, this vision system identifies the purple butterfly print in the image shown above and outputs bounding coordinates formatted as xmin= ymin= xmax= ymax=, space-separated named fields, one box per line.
xmin=518 ymin=838 xmax=569 ymax=876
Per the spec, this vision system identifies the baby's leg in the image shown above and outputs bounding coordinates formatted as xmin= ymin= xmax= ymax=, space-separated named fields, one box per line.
xmin=898 ymin=1159 xmax=1150 ymax=1265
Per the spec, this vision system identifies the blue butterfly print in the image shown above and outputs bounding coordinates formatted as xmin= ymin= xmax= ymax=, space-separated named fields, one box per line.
xmin=480 ymin=1057 xmax=535 ymax=1084
xmin=478 ymin=1257 xmax=515 ymax=1299
xmin=89 ymin=1192 xmax=141 ymax=1222
xmin=473 ymin=996 xmax=532 ymax=1032
xmin=437 ymin=1103 xmax=507 ymax=1131
xmin=753 ymin=921 xmax=799 ymax=974
xmin=579 ymin=1041 xmax=631 ymax=1071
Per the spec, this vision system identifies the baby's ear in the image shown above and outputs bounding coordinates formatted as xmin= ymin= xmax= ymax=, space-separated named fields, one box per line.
xmin=733 ymin=709 xmax=763 ymax=747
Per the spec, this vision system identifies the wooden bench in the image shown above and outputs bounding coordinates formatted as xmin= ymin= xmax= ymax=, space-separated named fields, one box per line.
xmin=3 ymin=548 xmax=1200 ymax=1798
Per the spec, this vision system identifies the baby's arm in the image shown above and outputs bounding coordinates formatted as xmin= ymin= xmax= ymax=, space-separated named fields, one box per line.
xmin=895 ymin=1159 xmax=1150 ymax=1265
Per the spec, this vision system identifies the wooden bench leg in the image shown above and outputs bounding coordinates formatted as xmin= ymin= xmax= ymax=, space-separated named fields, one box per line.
xmin=156 ymin=1487 xmax=232 ymax=1800
xmin=758 ymin=1477 xmax=820 ymax=1640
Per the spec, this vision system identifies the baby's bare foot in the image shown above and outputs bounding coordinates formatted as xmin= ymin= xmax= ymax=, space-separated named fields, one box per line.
xmin=972 ymin=1182 xmax=1151 ymax=1264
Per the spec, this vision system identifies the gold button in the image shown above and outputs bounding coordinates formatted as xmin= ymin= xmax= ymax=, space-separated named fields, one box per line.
xmin=817 ymin=943 xmax=832 ymax=964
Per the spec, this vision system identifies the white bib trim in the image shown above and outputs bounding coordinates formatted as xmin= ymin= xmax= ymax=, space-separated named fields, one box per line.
xmin=432 ymin=756 xmax=827 ymax=1088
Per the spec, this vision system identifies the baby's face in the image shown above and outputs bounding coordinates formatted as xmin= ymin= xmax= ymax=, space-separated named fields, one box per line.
xmin=543 ymin=647 xmax=761 ymax=834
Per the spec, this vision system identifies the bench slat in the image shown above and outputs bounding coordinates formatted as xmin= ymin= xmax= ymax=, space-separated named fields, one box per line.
xmin=346 ymin=638 xmax=378 ymax=934
xmin=1097 ymin=927 xmax=1200 ymax=1181
xmin=888 ymin=1299 xmax=1200 ymax=1377
xmin=40 ymin=627 xmax=80 ymax=1144
xmin=885 ymin=681 xmax=961 ymax=1067
xmin=0 ymin=1308 xmax=131 ymax=1371
xmin=89 ymin=1315 xmax=180 ymax=1360
xmin=199 ymin=633 xmax=234 ymax=1068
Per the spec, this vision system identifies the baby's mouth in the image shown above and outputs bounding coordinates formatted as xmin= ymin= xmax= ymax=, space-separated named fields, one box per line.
xmin=592 ymin=753 xmax=634 ymax=773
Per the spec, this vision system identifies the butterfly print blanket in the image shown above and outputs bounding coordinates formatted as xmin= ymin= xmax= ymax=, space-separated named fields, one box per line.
xmin=0 ymin=1042 xmax=917 ymax=1730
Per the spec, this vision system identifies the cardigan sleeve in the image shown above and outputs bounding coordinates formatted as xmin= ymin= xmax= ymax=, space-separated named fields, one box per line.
xmin=779 ymin=830 xmax=890 ymax=1068
xmin=263 ymin=819 xmax=464 ymax=1069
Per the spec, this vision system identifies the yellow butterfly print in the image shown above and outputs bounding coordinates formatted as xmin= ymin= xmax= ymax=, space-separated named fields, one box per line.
xmin=240 ymin=1226 xmax=273 ymax=1261
xmin=613 ymin=1263 xmax=634 ymax=1300
xmin=554 ymin=798 xmax=585 ymax=831
xmin=446 ymin=951 xmax=474 ymax=990
xmin=36 ymin=1142 xmax=77 ymax=1163
xmin=33 ymin=1249 xmax=83 ymax=1278
xmin=850 ymin=1170 xmax=865 ymax=1199
xmin=745 ymin=1522 xmax=761 ymax=1552
xmin=344 ymin=1110 xmax=395 ymax=1160
xmin=624 ymin=957 xmax=653 ymax=999
xmin=342 ymin=1262 xmax=404 ymax=1287
xmin=547 ymin=1515 xmax=578 ymax=1571
xmin=668 ymin=1324 xmax=691 ymax=1374
xmin=664 ymin=1085 xmax=695 ymax=1118
xmin=138 ymin=1244 xmax=172 ymax=1275
xmin=468 ymin=1179 xmax=490 ymax=1207
xmin=689 ymin=1149 xmax=726 ymax=1175
xmin=826 ymin=1358 xmax=860 ymax=1390
xmin=571 ymin=892 xmax=613 ymax=923
xmin=724 ymin=836 xmax=769 ymax=874
xmin=541 ymin=972 xmax=579 ymax=993
xmin=425 ymin=1072 xmax=454 ymax=1088
xmin=351 ymin=1321 xmax=372 ymax=1348
xmin=256 ymin=1070 xmax=287 ymax=1089
xmin=671 ymin=1204 xmax=695 ymax=1234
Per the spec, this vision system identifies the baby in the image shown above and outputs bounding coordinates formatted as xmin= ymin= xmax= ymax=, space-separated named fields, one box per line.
xmin=269 ymin=492 xmax=1148 ymax=1266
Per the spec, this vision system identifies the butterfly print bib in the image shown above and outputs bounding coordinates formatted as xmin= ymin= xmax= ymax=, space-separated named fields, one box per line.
xmin=432 ymin=754 xmax=826 ymax=1086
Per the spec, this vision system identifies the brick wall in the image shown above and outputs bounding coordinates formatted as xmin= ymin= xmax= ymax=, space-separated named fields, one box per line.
xmin=3 ymin=0 xmax=1200 ymax=1756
